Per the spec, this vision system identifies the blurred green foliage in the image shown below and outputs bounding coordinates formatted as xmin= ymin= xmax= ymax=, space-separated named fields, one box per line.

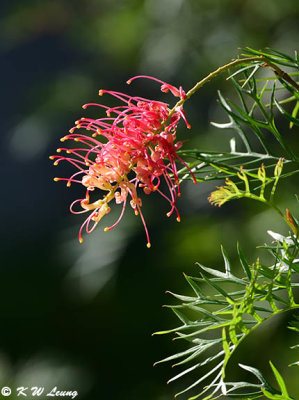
xmin=1 ymin=1 xmax=298 ymax=399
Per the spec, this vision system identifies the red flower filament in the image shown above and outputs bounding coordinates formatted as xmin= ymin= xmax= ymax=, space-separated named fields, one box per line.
xmin=50 ymin=76 xmax=195 ymax=247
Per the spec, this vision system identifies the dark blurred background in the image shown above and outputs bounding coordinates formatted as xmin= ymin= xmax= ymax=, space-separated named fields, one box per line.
xmin=1 ymin=1 xmax=298 ymax=399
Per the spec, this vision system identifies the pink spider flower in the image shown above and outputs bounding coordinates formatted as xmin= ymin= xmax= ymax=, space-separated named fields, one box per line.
xmin=50 ymin=76 xmax=196 ymax=247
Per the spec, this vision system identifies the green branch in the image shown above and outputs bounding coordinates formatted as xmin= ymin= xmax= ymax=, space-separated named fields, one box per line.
xmin=167 ymin=55 xmax=299 ymax=122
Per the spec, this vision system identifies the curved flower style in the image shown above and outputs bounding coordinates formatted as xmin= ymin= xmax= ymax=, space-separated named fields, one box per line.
xmin=50 ymin=76 xmax=195 ymax=247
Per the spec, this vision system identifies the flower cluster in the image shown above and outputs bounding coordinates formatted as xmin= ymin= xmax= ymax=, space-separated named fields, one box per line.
xmin=51 ymin=76 xmax=195 ymax=247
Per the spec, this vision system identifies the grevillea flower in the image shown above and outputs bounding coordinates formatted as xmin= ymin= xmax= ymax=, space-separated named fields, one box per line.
xmin=50 ymin=76 xmax=196 ymax=247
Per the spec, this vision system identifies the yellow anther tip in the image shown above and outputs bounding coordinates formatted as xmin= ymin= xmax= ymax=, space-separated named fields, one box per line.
xmin=79 ymin=238 xmax=83 ymax=244
xmin=49 ymin=156 xmax=54 ymax=160
xmin=127 ymin=80 xmax=132 ymax=85
xmin=104 ymin=227 xmax=109 ymax=232
xmin=82 ymin=105 xmax=87 ymax=109
xmin=147 ymin=243 xmax=151 ymax=248
xmin=99 ymin=89 xmax=104 ymax=96
xmin=54 ymin=177 xmax=59 ymax=181
xmin=67 ymin=182 xmax=71 ymax=187
xmin=176 ymin=217 xmax=181 ymax=222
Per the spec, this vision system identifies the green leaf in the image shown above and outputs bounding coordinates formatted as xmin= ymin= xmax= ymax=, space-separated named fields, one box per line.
xmin=183 ymin=273 xmax=205 ymax=298
xmin=238 ymin=363 xmax=275 ymax=391
xmin=274 ymin=97 xmax=299 ymax=126
xmin=269 ymin=361 xmax=292 ymax=399
xmin=290 ymin=101 xmax=299 ymax=129
xmin=237 ymin=242 xmax=252 ymax=280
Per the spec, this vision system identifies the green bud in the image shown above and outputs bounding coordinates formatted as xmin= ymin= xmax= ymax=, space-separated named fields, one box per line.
xmin=274 ymin=158 xmax=284 ymax=179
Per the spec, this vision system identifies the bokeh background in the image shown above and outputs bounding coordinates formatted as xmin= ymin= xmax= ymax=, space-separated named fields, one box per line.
xmin=1 ymin=1 xmax=298 ymax=399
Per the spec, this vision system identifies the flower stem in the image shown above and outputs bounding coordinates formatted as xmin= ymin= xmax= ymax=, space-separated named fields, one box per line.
xmin=168 ymin=55 xmax=299 ymax=120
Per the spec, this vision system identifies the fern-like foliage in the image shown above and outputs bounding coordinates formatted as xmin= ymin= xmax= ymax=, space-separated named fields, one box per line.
xmin=155 ymin=48 xmax=299 ymax=399
xmin=177 ymin=48 xmax=299 ymax=187
xmin=154 ymin=232 xmax=299 ymax=399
